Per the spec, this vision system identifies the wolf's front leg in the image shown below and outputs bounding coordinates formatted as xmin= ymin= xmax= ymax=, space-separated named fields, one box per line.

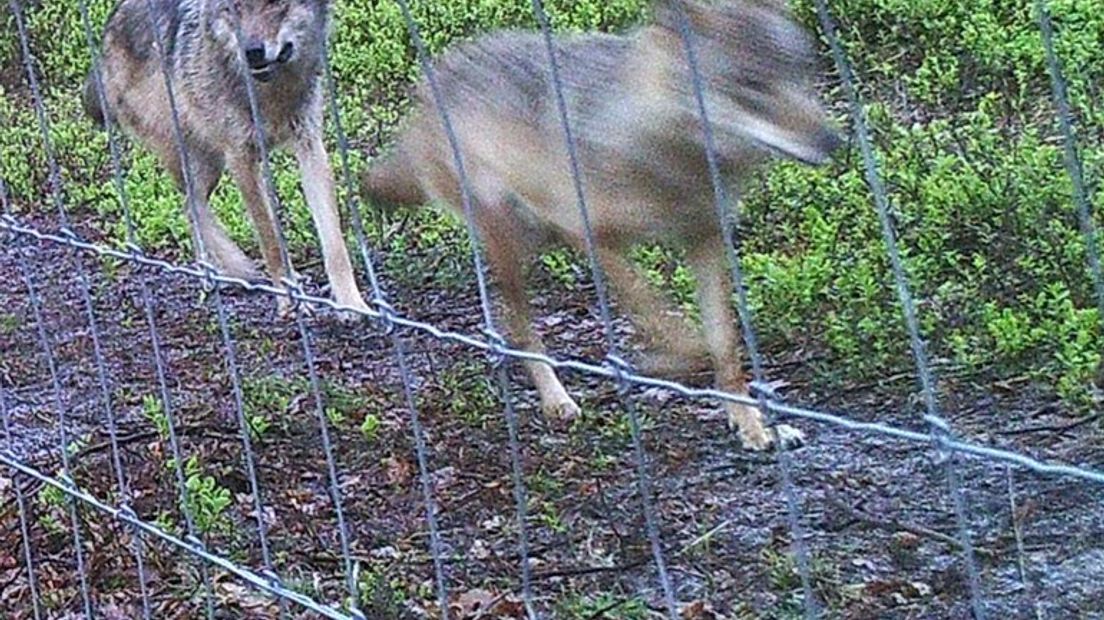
xmin=482 ymin=215 xmax=581 ymax=422
xmin=227 ymin=154 xmax=294 ymax=317
xmin=294 ymin=126 xmax=370 ymax=318
xmin=688 ymin=235 xmax=805 ymax=451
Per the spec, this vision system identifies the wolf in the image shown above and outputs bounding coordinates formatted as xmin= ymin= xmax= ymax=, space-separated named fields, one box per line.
xmin=360 ymin=0 xmax=842 ymax=450
xmin=84 ymin=0 xmax=368 ymax=316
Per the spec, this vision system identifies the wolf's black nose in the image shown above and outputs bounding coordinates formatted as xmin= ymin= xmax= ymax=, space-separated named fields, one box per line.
xmin=245 ymin=46 xmax=268 ymax=69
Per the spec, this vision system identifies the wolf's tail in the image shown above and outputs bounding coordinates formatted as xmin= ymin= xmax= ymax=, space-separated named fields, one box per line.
xmin=82 ymin=69 xmax=108 ymax=129
xmin=358 ymin=151 xmax=427 ymax=210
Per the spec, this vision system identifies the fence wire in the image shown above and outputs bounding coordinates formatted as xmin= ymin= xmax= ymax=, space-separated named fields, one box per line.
xmin=812 ymin=1 xmax=987 ymax=616
xmin=2 ymin=0 xmax=1103 ymax=619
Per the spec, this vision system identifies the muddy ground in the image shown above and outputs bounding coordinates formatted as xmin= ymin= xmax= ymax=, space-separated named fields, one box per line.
xmin=1 ymin=216 xmax=1103 ymax=620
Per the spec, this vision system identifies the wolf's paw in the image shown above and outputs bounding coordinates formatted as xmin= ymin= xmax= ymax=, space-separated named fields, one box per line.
xmin=542 ymin=397 xmax=581 ymax=424
xmin=275 ymin=296 xmax=315 ymax=320
xmin=772 ymin=424 xmax=806 ymax=450
xmin=332 ymin=296 xmax=372 ymax=323
xmin=727 ymin=403 xmax=772 ymax=451
xmin=734 ymin=423 xmax=806 ymax=452
xmin=205 ymin=239 xmax=262 ymax=283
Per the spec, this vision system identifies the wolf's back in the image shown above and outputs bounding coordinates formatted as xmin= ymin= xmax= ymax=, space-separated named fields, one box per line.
xmin=422 ymin=31 xmax=630 ymax=129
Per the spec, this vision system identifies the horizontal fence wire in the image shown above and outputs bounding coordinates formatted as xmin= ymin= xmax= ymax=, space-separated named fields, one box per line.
xmin=2 ymin=0 xmax=1104 ymax=618
xmin=3 ymin=215 xmax=1102 ymax=485
xmin=0 ymin=454 xmax=356 ymax=620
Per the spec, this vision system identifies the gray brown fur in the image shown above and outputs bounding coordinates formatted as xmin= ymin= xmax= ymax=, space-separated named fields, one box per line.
xmin=85 ymin=0 xmax=367 ymax=316
xmin=362 ymin=0 xmax=842 ymax=450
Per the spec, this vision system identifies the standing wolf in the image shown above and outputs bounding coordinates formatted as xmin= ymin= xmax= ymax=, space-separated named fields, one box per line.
xmin=84 ymin=0 xmax=367 ymax=315
xmin=361 ymin=0 xmax=842 ymax=450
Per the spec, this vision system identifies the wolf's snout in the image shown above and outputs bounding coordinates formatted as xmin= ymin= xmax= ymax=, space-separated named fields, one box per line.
xmin=245 ymin=42 xmax=295 ymax=71
xmin=244 ymin=44 xmax=268 ymax=69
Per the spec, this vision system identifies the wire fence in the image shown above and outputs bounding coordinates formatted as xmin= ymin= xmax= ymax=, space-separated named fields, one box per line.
xmin=1 ymin=0 xmax=1102 ymax=618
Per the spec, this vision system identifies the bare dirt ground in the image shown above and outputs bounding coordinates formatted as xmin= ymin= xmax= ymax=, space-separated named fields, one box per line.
xmin=2 ymin=217 xmax=1103 ymax=619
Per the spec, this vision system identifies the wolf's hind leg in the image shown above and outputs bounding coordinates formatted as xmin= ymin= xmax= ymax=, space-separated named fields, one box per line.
xmin=162 ymin=145 xmax=260 ymax=281
xmin=226 ymin=153 xmax=293 ymax=316
xmin=595 ymin=247 xmax=710 ymax=379
xmin=191 ymin=160 xmax=261 ymax=281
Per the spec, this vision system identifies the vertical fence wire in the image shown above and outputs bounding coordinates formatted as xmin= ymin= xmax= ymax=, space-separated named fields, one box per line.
xmin=14 ymin=0 xmax=220 ymax=613
xmin=0 ymin=392 xmax=43 ymax=620
xmin=318 ymin=46 xmax=455 ymax=620
xmin=385 ymin=2 xmax=553 ymax=615
xmin=7 ymin=1 xmax=101 ymax=615
xmin=222 ymin=11 xmax=373 ymax=613
xmin=0 ymin=184 xmax=44 ymax=620
xmin=80 ymin=2 xmax=291 ymax=617
xmin=665 ymin=2 xmax=820 ymax=615
xmin=220 ymin=16 xmax=359 ymax=616
xmin=134 ymin=0 xmax=268 ymax=613
xmin=1005 ymin=467 xmax=1045 ymax=620
xmin=812 ymin=1 xmax=986 ymax=617
xmin=5 ymin=211 xmax=95 ymax=618
xmin=527 ymin=1 xmax=686 ymax=616
xmin=1034 ymin=0 xmax=1104 ymax=369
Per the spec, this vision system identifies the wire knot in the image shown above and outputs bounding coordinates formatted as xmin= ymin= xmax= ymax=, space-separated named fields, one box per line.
xmin=923 ymin=414 xmax=952 ymax=435
xmin=123 ymin=241 xmax=144 ymax=260
xmin=117 ymin=503 xmax=140 ymax=523
xmin=371 ymin=298 xmax=398 ymax=335
xmin=58 ymin=225 xmax=79 ymax=243
xmin=196 ymin=259 xmax=220 ymax=280
xmin=278 ymin=275 xmax=309 ymax=313
xmin=482 ymin=327 xmax=509 ymax=368
xmin=604 ymin=354 xmax=634 ymax=394
xmin=923 ymin=414 xmax=954 ymax=463
xmin=260 ymin=569 xmax=284 ymax=593
xmin=56 ymin=472 xmax=78 ymax=491
xmin=749 ymin=380 xmax=781 ymax=402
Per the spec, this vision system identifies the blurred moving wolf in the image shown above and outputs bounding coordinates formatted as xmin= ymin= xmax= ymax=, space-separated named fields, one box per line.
xmin=361 ymin=0 xmax=842 ymax=450
xmin=84 ymin=0 xmax=368 ymax=316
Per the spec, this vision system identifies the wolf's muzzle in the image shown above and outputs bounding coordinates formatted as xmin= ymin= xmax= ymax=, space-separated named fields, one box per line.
xmin=246 ymin=42 xmax=296 ymax=82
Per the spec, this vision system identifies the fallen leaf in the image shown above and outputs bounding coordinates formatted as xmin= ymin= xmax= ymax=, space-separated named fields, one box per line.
xmin=384 ymin=457 xmax=413 ymax=486
xmin=681 ymin=600 xmax=720 ymax=619
xmin=453 ymin=588 xmax=497 ymax=618
xmin=470 ymin=538 xmax=490 ymax=560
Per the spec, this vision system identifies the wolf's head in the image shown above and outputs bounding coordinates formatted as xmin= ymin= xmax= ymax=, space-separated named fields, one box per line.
xmin=204 ymin=0 xmax=331 ymax=83
xmin=652 ymin=0 xmax=841 ymax=165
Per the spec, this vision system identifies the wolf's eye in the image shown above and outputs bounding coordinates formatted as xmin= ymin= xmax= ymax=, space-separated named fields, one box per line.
xmin=743 ymin=78 xmax=769 ymax=94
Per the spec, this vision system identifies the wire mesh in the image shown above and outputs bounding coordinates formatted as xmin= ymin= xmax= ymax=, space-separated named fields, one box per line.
xmin=811 ymin=1 xmax=986 ymax=616
xmin=1 ymin=0 xmax=1103 ymax=619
